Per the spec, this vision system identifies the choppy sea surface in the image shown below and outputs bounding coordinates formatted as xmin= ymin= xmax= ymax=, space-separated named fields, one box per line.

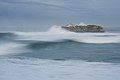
xmin=0 ymin=26 xmax=120 ymax=80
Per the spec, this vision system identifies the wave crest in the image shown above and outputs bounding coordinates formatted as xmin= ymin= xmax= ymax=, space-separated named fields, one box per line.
xmin=1 ymin=26 xmax=120 ymax=44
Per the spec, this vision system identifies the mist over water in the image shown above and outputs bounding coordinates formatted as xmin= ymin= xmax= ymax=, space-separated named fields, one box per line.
xmin=0 ymin=26 xmax=120 ymax=80
xmin=1 ymin=0 xmax=120 ymax=79
xmin=0 ymin=25 xmax=120 ymax=62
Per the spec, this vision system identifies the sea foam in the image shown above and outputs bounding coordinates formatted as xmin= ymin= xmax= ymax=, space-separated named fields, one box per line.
xmin=0 ymin=42 xmax=28 ymax=55
xmin=0 ymin=58 xmax=120 ymax=80
xmin=14 ymin=25 xmax=120 ymax=44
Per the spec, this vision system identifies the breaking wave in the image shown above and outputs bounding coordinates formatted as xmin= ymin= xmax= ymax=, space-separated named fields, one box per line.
xmin=13 ymin=25 xmax=120 ymax=44
xmin=0 ymin=42 xmax=28 ymax=55
xmin=0 ymin=25 xmax=120 ymax=44
xmin=0 ymin=26 xmax=120 ymax=63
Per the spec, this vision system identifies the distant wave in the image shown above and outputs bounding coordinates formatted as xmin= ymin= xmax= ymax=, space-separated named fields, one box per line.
xmin=0 ymin=25 xmax=120 ymax=44
xmin=0 ymin=26 xmax=120 ymax=64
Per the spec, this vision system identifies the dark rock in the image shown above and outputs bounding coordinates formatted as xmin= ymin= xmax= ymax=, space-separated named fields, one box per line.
xmin=61 ymin=23 xmax=105 ymax=32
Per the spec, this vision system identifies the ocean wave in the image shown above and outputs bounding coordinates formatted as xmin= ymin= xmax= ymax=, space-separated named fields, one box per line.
xmin=15 ymin=34 xmax=120 ymax=44
xmin=0 ymin=26 xmax=120 ymax=44
xmin=0 ymin=42 xmax=29 ymax=55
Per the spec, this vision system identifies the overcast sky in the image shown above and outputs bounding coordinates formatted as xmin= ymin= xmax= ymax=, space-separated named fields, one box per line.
xmin=0 ymin=0 xmax=120 ymax=31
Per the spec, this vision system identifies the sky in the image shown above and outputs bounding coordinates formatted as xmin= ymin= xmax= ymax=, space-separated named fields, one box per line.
xmin=0 ymin=0 xmax=120 ymax=31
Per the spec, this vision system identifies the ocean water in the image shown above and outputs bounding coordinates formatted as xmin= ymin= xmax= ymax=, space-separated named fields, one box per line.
xmin=0 ymin=26 xmax=120 ymax=80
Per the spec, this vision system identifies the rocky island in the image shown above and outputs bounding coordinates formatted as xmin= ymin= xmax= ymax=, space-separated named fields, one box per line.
xmin=61 ymin=23 xmax=105 ymax=32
